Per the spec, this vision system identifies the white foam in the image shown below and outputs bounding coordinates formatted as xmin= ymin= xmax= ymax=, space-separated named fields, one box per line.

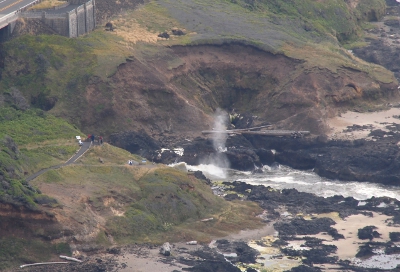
xmin=358 ymin=201 xmax=367 ymax=206
xmin=176 ymin=161 xmax=400 ymax=201
xmin=173 ymin=148 xmax=184 ymax=156
xmin=351 ymin=253 xmax=400 ymax=269
xmin=228 ymin=165 xmax=400 ymax=200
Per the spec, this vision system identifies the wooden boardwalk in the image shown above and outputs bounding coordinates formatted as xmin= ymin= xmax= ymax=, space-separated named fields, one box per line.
xmin=202 ymin=126 xmax=310 ymax=137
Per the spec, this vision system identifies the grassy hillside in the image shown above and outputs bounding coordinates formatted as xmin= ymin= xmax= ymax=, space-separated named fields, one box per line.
xmin=0 ymin=0 xmax=393 ymax=269
xmin=31 ymin=143 xmax=262 ymax=243
xmin=0 ymin=106 xmax=82 ymax=209
xmin=223 ymin=0 xmax=385 ymax=42
xmin=0 ymin=0 xmax=391 ymax=132
xmin=0 ymin=106 xmax=262 ymax=269
xmin=0 ymin=1 xmax=393 ymax=203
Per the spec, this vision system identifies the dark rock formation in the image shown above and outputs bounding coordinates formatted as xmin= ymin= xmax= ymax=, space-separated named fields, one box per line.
xmin=215 ymin=240 xmax=259 ymax=263
xmin=274 ymin=218 xmax=336 ymax=236
xmin=183 ymin=247 xmax=241 ymax=272
xmin=355 ymin=243 xmax=374 ymax=258
xmin=171 ymin=29 xmax=185 ymax=35
xmin=389 ymin=232 xmax=400 ymax=242
xmin=112 ymin=124 xmax=400 ymax=184
xmin=286 ymin=265 xmax=322 ymax=272
xmin=3 ymin=87 xmax=30 ymax=111
xmin=109 ymin=130 xmax=160 ymax=158
xmin=105 ymin=22 xmax=113 ymax=31
xmin=225 ymin=148 xmax=261 ymax=170
xmin=192 ymin=171 xmax=211 ymax=185
xmin=245 ymin=132 xmax=400 ymax=184
xmin=158 ymin=32 xmax=170 ymax=39
xmin=358 ymin=226 xmax=381 ymax=240
xmin=281 ymin=237 xmax=338 ymax=265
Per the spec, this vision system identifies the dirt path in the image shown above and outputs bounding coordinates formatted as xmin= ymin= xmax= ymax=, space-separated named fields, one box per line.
xmin=25 ymin=141 xmax=91 ymax=182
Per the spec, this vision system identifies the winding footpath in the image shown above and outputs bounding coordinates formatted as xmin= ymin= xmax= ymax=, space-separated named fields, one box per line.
xmin=25 ymin=141 xmax=91 ymax=182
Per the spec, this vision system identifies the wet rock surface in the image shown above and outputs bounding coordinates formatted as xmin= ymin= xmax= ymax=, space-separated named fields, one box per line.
xmin=215 ymin=239 xmax=259 ymax=263
xmin=125 ymin=125 xmax=400 ymax=184
xmin=181 ymin=246 xmax=242 ymax=272
xmin=353 ymin=0 xmax=400 ymax=81
xmin=222 ymin=181 xmax=400 ymax=270
xmin=245 ymin=132 xmax=400 ymax=184
xmin=358 ymin=226 xmax=381 ymax=240
xmin=22 ymin=257 xmax=118 ymax=272
xmin=22 ymin=179 xmax=400 ymax=272
xmin=274 ymin=217 xmax=336 ymax=236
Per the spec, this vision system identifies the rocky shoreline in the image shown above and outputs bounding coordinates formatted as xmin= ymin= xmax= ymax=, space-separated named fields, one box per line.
xmin=28 ymin=11 xmax=400 ymax=267
xmin=110 ymin=107 xmax=400 ymax=185
xmin=95 ymin=107 xmax=400 ymax=271
xmin=21 ymin=178 xmax=400 ymax=272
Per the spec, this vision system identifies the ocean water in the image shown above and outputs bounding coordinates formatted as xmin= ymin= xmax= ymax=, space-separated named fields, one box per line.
xmin=185 ymin=163 xmax=400 ymax=201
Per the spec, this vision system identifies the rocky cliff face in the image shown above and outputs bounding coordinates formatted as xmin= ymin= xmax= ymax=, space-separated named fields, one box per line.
xmin=81 ymin=43 xmax=398 ymax=139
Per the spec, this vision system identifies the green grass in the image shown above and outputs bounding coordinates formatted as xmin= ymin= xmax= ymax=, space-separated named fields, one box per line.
xmin=0 ymin=105 xmax=84 ymax=211
xmin=222 ymin=0 xmax=385 ymax=42
xmin=0 ymin=31 xmax=130 ymax=123
xmin=0 ymin=0 xmax=393 ymax=267
xmin=30 ymin=144 xmax=263 ymax=245
xmin=0 ymin=237 xmax=70 ymax=270
xmin=0 ymin=108 xmax=81 ymax=145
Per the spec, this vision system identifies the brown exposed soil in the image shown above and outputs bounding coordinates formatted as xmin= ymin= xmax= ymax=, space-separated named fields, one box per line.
xmin=11 ymin=18 xmax=59 ymax=37
xmin=81 ymin=43 xmax=398 ymax=141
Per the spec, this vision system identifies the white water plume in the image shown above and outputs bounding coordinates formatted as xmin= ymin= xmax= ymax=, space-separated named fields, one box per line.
xmin=186 ymin=163 xmax=227 ymax=179
xmin=212 ymin=108 xmax=228 ymax=152
xmin=199 ymin=109 xmax=230 ymax=174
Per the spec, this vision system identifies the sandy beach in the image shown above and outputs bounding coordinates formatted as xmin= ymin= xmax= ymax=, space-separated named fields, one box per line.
xmin=327 ymin=107 xmax=400 ymax=140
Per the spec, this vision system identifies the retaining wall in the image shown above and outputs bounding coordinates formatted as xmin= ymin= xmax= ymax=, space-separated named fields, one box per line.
xmin=20 ymin=0 xmax=95 ymax=37
xmin=67 ymin=9 xmax=77 ymax=37
xmin=76 ymin=5 xmax=85 ymax=36
xmin=45 ymin=14 xmax=69 ymax=36
xmin=85 ymin=0 xmax=95 ymax=32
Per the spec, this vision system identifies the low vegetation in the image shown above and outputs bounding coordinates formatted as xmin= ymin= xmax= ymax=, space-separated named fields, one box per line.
xmin=29 ymin=0 xmax=68 ymax=10
xmin=0 ymin=237 xmax=70 ymax=270
xmin=0 ymin=0 xmax=394 ymax=269
xmin=0 ymin=106 xmax=82 ymax=208
xmin=0 ymin=106 xmax=263 ymax=269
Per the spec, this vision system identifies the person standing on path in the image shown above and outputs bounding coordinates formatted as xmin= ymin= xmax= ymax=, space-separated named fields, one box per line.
xmin=91 ymin=134 xmax=95 ymax=144
xmin=99 ymin=136 xmax=103 ymax=145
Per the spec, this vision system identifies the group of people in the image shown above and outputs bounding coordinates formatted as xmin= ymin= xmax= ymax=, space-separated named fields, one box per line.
xmin=77 ymin=134 xmax=104 ymax=146
xmin=87 ymin=134 xmax=103 ymax=145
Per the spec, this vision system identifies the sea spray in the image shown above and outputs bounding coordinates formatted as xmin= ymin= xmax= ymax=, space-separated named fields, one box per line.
xmin=212 ymin=108 xmax=228 ymax=152
xmin=169 ymin=109 xmax=231 ymax=179
xmin=209 ymin=109 xmax=230 ymax=170
xmin=193 ymin=109 xmax=231 ymax=178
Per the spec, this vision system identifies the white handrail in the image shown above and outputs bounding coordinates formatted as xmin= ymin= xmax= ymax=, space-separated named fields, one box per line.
xmin=20 ymin=262 xmax=68 ymax=268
